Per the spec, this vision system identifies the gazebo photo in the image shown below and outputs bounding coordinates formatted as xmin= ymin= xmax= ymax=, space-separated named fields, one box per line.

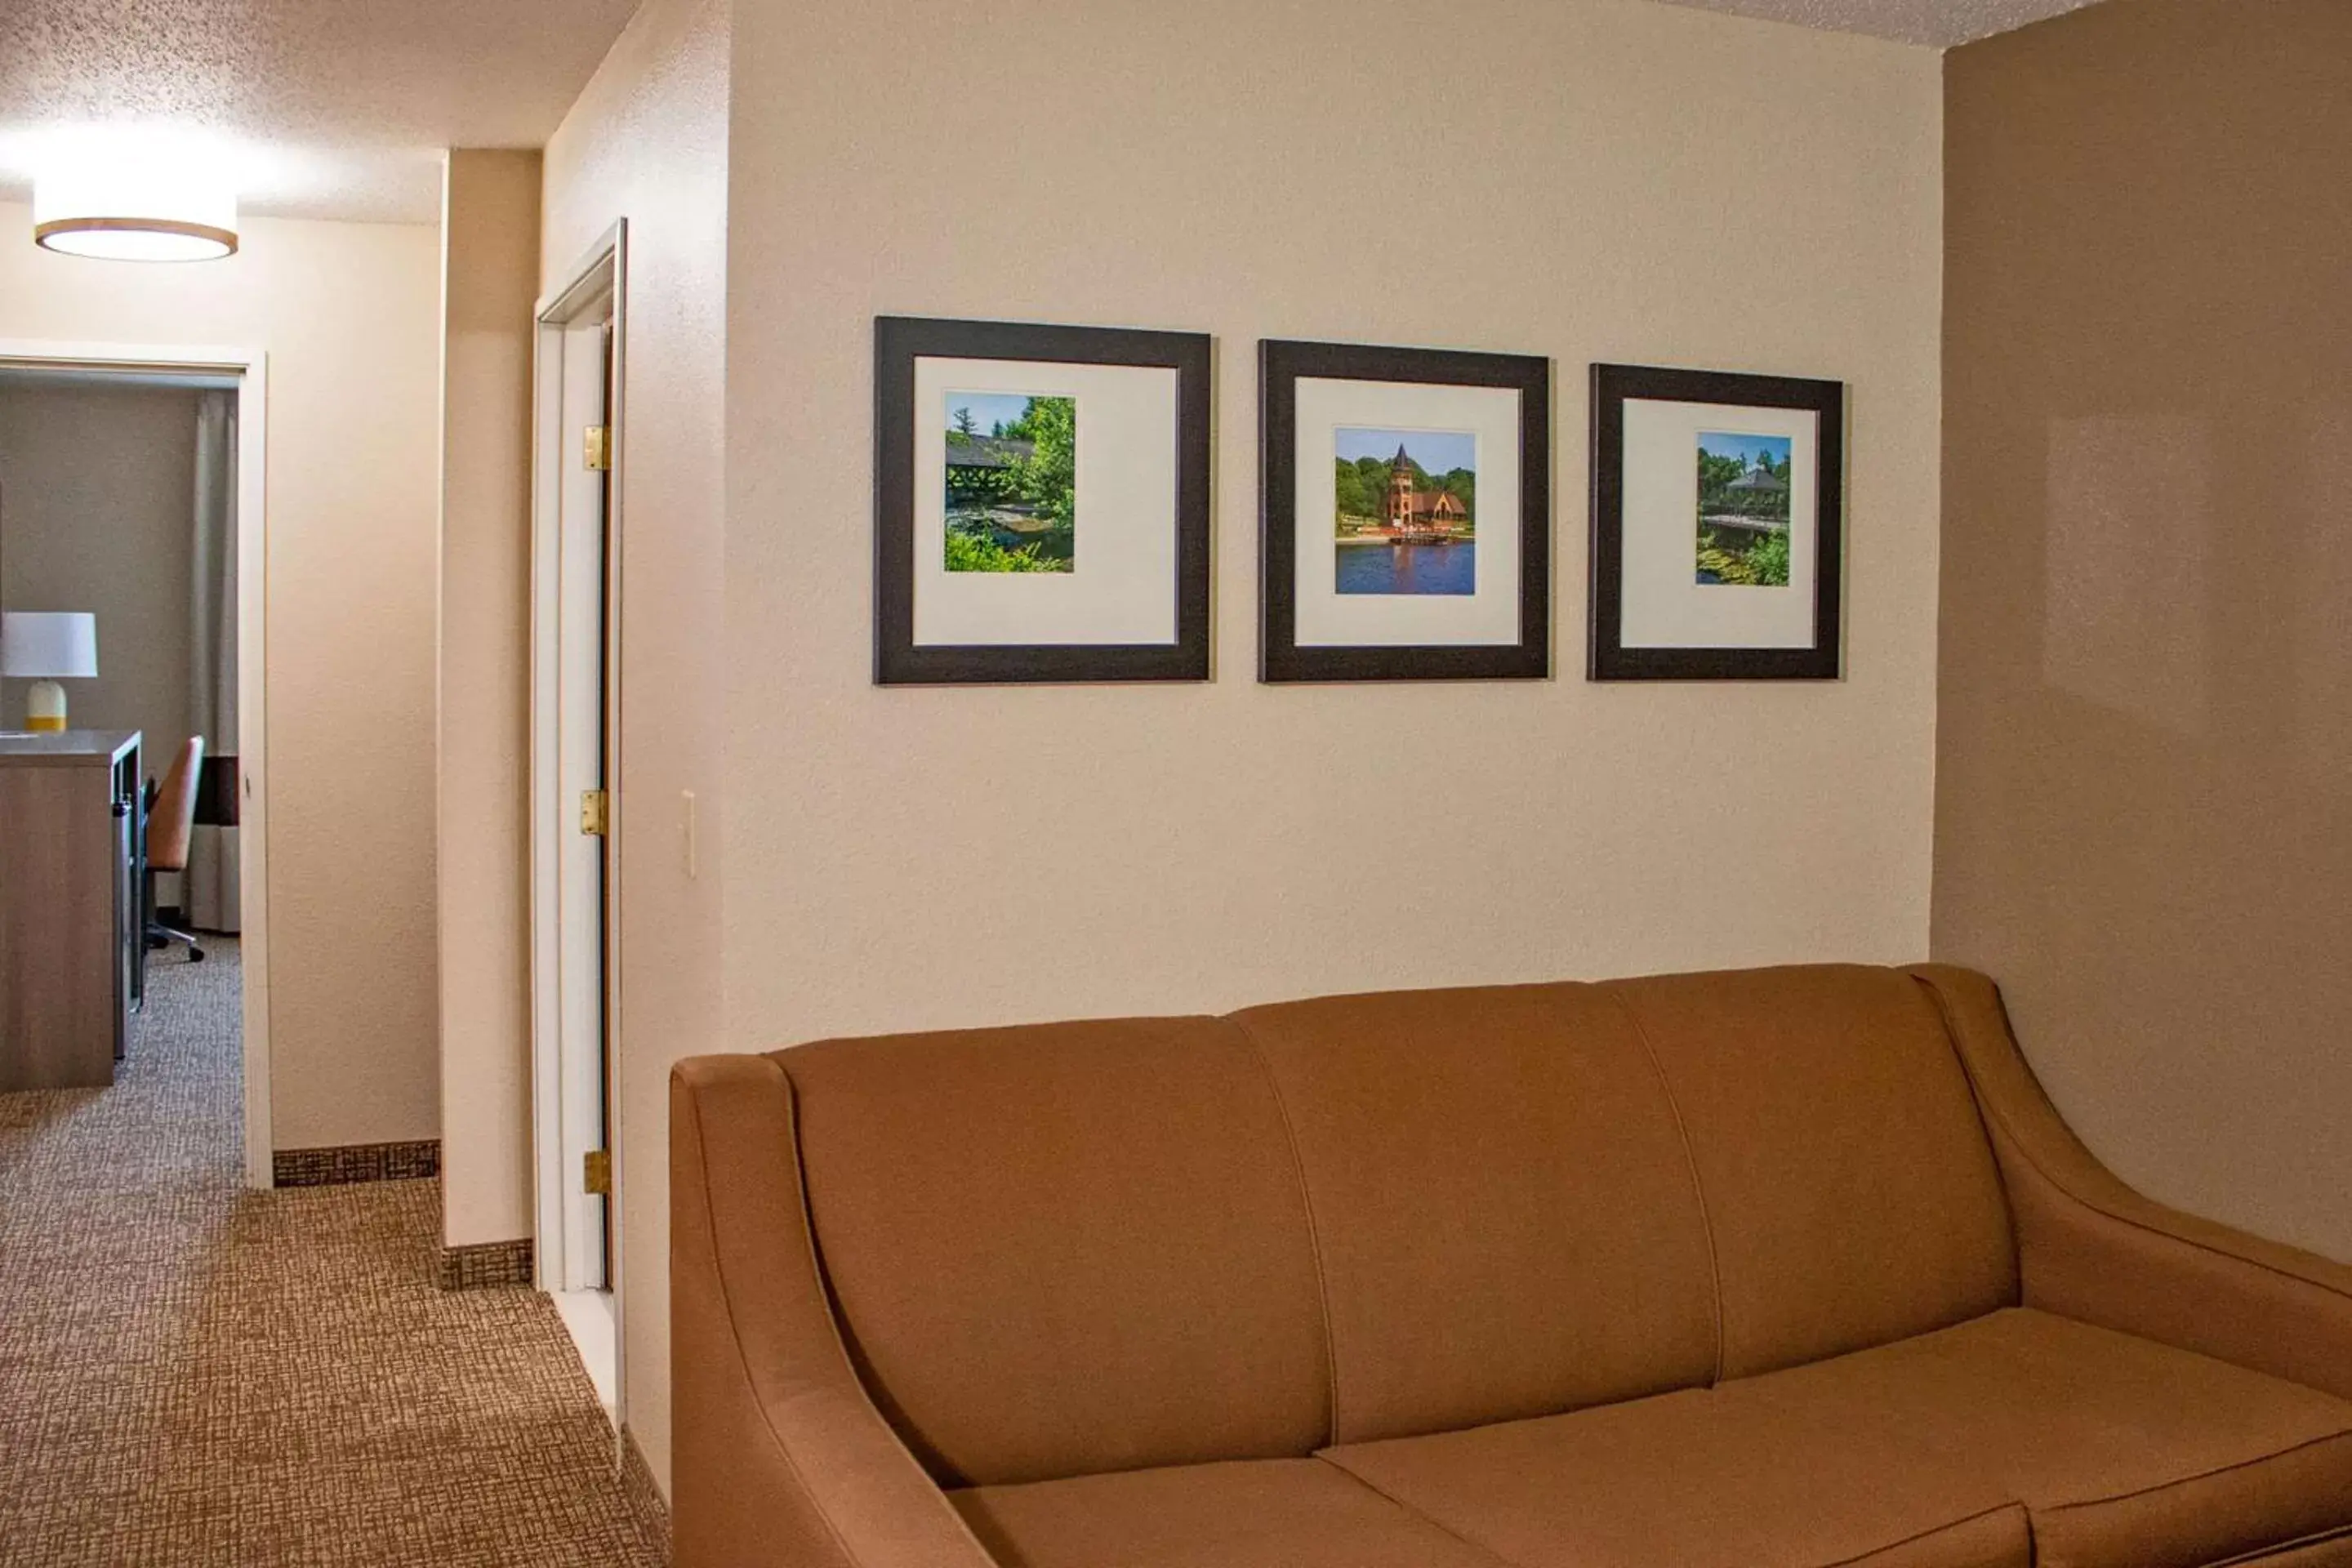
xmin=1695 ymin=430 xmax=1792 ymax=586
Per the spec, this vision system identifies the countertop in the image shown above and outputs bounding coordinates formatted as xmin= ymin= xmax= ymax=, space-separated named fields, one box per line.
xmin=0 ymin=730 xmax=141 ymax=766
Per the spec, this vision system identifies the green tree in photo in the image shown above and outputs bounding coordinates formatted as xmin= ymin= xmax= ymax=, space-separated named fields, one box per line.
xmin=1335 ymin=458 xmax=1379 ymax=522
xmin=944 ymin=529 xmax=1061 ymax=572
xmin=1014 ymin=396 xmax=1077 ymax=523
xmin=1697 ymin=526 xmax=1792 ymax=586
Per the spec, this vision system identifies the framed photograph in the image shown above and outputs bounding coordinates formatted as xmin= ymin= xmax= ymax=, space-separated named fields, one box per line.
xmin=875 ymin=316 xmax=1211 ymax=684
xmin=1260 ymin=339 xmax=1550 ymax=682
xmin=1588 ymin=363 xmax=1844 ymax=680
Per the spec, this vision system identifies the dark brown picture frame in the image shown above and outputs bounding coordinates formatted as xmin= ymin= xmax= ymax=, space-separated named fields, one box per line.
xmin=1588 ymin=363 xmax=1844 ymax=681
xmin=1259 ymin=339 xmax=1551 ymax=683
xmin=874 ymin=315 xmax=1212 ymax=685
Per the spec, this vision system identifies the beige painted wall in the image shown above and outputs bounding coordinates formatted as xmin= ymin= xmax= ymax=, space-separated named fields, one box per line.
xmin=0 ymin=206 xmax=446 ymax=1151
xmin=0 ymin=381 xmax=198 ymax=760
xmin=540 ymin=0 xmax=730 ymax=1480
xmin=1936 ymin=0 xmax=2352 ymax=1262
xmin=622 ymin=0 xmax=1943 ymax=1499
xmin=439 ymin=151 xmax=541 ymax=1248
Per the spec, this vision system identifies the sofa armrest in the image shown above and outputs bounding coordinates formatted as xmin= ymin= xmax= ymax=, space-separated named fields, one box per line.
xmin=1909 ymin=964 xmax=2352 ymax=1401
xmin=671 ymin=1054 xmax=1000 ymax=1568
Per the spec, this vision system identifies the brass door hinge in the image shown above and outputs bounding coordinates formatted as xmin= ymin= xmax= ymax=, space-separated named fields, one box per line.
xmin=583 ymin=425 xmax=612 ymax=470
xmin=583 ymin=1148 xmax=612 ymax=1196
xmin=580 ymin=789 xmax=608 ymax=836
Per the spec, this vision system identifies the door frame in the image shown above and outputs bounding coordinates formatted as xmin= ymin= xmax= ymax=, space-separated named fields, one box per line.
xmin=528 ymin=223 xmax=628 ymax=1411
xmin=0 ymin=337 xmax=273 ymax=1187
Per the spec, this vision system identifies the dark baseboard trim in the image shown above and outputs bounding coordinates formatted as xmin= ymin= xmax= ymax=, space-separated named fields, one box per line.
xmin=436 ymin=1237 xmax=534 ymax=1291
xmin=272 ymin=1139 xmax=441 ymax=1187
xmin=621 ymin=1423 xmax=670 ymax=1558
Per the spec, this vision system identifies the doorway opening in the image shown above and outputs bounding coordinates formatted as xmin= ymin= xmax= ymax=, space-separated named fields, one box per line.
xmin=0 ymin=341 xmax=272 ymax=1186
xmin=531 ymin=225 xmax=626 ymax=1421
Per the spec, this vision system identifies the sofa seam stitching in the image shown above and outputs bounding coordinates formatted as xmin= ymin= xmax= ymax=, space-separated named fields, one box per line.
xmin=2201 ymin=1521 xmax=2352 ymax=1566
xmin=1605 ymin=985 xmax=1728 ymax=1388
xmin=1817 ymin=1502 xmax=2025 ymax=1567
xmin=1907 ymin=977 xmax=2027 ymax=1303
xmin=1310 ymin=1454 xmax=1522 ymax=1567
xmin=1905 ymin=972 xmax=2352 ymax=1311
xmin=1327 ymin=1458 xmax=2027 ymax=1568
xmin=1232 ymin=1013 xmax=1345 ymax=1450
xmin=2034 ymin=1426 xmax=2352 ymax=1516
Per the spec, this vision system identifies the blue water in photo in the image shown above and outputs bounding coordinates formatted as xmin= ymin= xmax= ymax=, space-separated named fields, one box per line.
xmin=1336 ymin=543 xmax=1476 ymax=596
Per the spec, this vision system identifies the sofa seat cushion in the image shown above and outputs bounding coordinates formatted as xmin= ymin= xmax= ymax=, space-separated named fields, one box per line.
xmin=1922 ymin=1315 xmax=2352 ymax=1568
xmin=1325 ymin=1376 xmax=2029 ymax=1568
xmin=1322 ymin=1310 xmax=2352 ymax=1568
xmin=947 ymin=1457 xmax=1512 ymax=1568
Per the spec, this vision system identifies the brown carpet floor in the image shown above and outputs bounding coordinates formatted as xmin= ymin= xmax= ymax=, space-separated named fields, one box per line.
xmin=0 ymin=940 xmax=665 ymax=1566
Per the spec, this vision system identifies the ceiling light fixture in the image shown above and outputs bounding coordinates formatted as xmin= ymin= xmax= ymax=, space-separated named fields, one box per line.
xmin=33 ymin=147 xmax=238 ymax=261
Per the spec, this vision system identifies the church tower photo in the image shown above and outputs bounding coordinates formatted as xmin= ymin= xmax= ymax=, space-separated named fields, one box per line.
xmin=1387 ymin=443 xmax=1417 ymax=530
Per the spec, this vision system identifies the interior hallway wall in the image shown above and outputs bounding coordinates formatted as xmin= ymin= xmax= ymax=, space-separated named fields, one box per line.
xmin=439 ymin=150 xmax=542 ymax=1250
xmin=0 ymin=206 xmax=446 ymax=1152
xmin=1936 ymin=0 xmax=2352 ymax=1263
xmin=539 ymin=0 xmax=730 ymax=1482
xmin=0 ymin=380 xmax=198 ymax=761
xmin=686 ymin=0 xmax=1946 ymax=1499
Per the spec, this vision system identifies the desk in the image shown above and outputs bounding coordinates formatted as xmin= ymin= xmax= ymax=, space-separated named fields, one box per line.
xmin=0 ymin=730 xmax=141 ymax=1090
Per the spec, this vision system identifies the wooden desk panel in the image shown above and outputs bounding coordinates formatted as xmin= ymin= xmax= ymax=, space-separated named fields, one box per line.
xmin=0 ymin=731 xmax=139 ymax=1091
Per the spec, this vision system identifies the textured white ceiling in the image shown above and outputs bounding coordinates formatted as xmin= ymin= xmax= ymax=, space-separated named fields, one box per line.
xmin=0 ymin=0 xmax=641 ymax=225
xmin=1645 ymin=0 xmax=2111 ymax=47
xmin=0 ymin=0 xmax=2105 ymax=229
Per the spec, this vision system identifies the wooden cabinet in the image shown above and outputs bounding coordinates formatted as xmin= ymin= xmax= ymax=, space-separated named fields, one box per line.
xmin=0 ymin=730 xmax=141 ymax=1091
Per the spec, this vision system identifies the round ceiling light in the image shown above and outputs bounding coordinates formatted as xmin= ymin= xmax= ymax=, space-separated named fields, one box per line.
xmin=33 ymin=160 xmax=238 ymax=261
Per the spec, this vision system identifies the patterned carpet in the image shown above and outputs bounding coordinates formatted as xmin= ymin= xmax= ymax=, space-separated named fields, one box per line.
xmin=0 ymin=941 xmax=666 ymax=1566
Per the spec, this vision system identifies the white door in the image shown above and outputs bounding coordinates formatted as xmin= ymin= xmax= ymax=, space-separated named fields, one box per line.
xmin=555 ymin=316 xmax=612 ymax=1292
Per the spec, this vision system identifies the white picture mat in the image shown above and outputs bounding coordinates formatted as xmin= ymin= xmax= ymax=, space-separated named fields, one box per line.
xmin=1619 ymin=399 xmax=1820 ymax=650
xmin=912 ymin=355 xmax=1179 ymax=647
xmin=1292 ymin=377 xmax=1523 ymax=648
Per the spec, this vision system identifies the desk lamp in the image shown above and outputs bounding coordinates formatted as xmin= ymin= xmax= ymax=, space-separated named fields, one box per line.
xmin=1 ymin=612 xmax=100 ymax=732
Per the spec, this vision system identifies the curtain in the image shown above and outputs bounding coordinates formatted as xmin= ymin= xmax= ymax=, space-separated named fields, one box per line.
xmin=185 ymin=390 xmax=240 ymax=933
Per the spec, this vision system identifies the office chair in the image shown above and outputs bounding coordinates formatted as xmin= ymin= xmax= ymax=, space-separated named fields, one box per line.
xmin=145 ymin=736 xmax=207 ymax=963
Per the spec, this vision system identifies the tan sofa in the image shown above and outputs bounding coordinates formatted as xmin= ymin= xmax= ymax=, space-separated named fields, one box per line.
xmin=670 ymin=965 xmax=2352 ymax=1567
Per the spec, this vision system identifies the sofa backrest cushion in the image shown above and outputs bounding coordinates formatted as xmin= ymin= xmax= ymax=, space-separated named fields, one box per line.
xmin=1232 ymin=982 xmax=1720 ymax=1445
xmin=1604 ymin=966 xmax=2019 ymax=1378
xmin=776 ymin=1016 xmax=1330 ymax=1489
xmin=776 ymin=965 xmax=2018 ymax=1486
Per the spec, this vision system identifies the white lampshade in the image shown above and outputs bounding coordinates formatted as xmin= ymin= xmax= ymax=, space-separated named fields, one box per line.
xmin=33 ymin=160 xmax=238 ymax=261
xmin=0 ymin=612 xmax=100 ymax=679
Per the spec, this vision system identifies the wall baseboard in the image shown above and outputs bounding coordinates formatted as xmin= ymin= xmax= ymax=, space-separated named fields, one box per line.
xmin=271 ymin=1139 xmax=441 ymax=1187
xmin=621 ymin=1422 xmax=670 ymax=1559
xmin=435 ymin=1237 xmax=534 ymax=1291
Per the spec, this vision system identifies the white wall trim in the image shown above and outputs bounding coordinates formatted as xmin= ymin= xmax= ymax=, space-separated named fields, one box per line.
xmin=529 ymin=311 xmax=565 ymax=1285
xmin=0 ymin=336 xmax=273 ymax=1189
xmin=529 ymin=222 xmax=628 ymax=1435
